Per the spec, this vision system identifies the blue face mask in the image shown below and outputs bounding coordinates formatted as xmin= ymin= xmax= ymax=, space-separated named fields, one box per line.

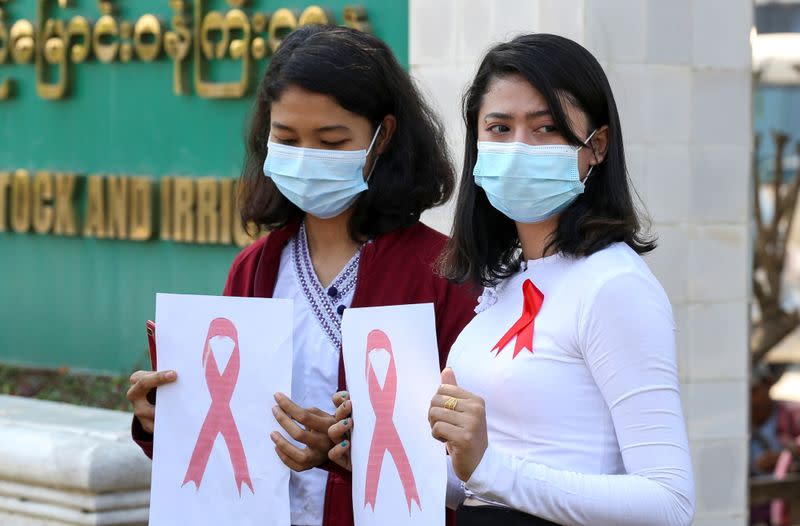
xmin=263 ymin=125 xmax=381 ymax=219
xmin=473 ymin=131 xmax=597 ymax=223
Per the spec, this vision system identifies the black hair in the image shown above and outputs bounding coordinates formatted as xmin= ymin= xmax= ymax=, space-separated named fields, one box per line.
xmin=442 ymin=33 xmax=656 ymax=287
xmin=239 ymin=25 xmax=454 ymax=240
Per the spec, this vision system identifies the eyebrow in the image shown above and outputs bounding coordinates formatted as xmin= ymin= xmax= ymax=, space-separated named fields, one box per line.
xmin=316 ymin=124 xmax=350 ymax=133
xmin=483 ymin=110 xmax=551 ymax=121
xmin=271 ymin=122 xmax=350 ymax=133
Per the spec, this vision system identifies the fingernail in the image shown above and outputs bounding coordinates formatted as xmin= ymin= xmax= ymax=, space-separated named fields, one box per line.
xmin=341 ymin=440 xmax=348 ymax=447
xmin=341 ymin=391 xmax=348 ymax=399
xmin=271 ymin=406 xmax=278 ymax=414
xmin=342 ymin=419 xmax=349 ymax=426
xmin=165 ymin=371 xmax=176 ymax=380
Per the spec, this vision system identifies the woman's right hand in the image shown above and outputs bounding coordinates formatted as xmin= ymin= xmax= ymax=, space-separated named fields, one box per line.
xmin=126 ymin=370 xmax=177 ymax=434
xmin=327 ymin=390 xmax=353 ymax=471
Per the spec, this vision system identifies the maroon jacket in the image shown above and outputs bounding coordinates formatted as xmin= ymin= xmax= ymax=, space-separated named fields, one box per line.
xmin=133 ymin=219 xmax=477 ymax=526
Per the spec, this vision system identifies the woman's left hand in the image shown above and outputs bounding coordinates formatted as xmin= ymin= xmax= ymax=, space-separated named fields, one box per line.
xmin=271 ymin=392 xmax=336 ymax=472
xmin=429 ymin=368 xmax=488 ymax=482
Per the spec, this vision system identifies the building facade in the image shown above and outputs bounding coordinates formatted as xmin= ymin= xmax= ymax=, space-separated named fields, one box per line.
xmin=0 ymin=1 xmax=754 ymax=523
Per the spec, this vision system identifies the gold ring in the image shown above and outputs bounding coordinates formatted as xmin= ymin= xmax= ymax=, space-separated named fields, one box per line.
xmin=443 ymin=397 xmax=459 ymax=411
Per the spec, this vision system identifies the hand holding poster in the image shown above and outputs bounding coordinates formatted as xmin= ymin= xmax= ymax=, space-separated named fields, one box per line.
xmin=342 ymin=303 xmax=446 ymax=526
xmin=149 ymin=293 xmax=293 ymax=526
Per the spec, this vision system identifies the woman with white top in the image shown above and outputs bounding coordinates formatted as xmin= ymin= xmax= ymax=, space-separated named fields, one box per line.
xmin=428 ymin=33 xmax=695 ymax=526
xmin=329 ymin=33 xmax=695 ymax=526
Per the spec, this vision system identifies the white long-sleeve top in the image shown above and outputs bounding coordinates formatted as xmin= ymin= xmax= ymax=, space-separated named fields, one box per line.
xmin=446 ymin=243 xmax=695 ymax=526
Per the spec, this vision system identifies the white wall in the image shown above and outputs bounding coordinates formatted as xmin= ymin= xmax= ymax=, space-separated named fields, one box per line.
xmin=411 ymin=1 xmax=753 ymax=524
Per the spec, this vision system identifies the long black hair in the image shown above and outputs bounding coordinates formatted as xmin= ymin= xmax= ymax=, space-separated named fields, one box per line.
xmin=442 ymin=33 xmax=655 ymax=287
xmin=239 ymin=25 xmax=454 ymax=240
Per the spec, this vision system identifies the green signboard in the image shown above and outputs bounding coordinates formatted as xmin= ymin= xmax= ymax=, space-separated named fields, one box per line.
xmin=0 ymin=0 xmax=408 ymax=373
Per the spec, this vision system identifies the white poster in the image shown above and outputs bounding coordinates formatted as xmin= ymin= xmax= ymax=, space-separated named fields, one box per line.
xmin=149 ymin=293 xmax=293 ymax=526
xmin=342 ymin=303 xmax=446 ymax=526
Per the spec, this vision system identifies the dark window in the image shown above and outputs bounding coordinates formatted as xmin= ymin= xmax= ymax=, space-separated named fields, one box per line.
xmin=756 ymin=4 xmax=800 ymax=33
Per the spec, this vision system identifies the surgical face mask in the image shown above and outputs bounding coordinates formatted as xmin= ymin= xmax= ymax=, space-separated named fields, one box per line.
xmin=473 ymin=130 xmax=597 ymax=223
xmin=263 ymin=125 xmax=382 ymax=219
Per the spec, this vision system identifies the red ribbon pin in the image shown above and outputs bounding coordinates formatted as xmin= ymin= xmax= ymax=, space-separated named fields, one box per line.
xmin=364 ymin=329 xmax=421 ymax=513
xmin=492 ymin=279 xmax=544 ymax=358
xmin=182 ymin=317 xmax=253 ymax=496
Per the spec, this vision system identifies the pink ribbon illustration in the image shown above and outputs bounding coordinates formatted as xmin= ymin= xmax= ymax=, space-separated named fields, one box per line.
xmin=182 ymin=317 xmax=253 ymax=496
xmin=364 ymin=329 xmax=421 ymax=513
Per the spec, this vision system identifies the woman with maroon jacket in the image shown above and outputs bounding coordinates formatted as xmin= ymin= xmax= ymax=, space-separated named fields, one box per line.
xmin=126 ymin=25 xmax=475 ymax=526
